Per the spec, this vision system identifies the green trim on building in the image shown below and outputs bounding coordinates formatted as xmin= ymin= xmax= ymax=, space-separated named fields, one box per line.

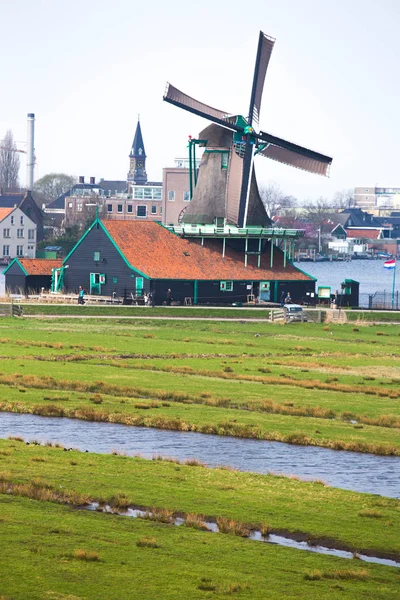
xmin=2 ymin=258 xmax=28 ymax=276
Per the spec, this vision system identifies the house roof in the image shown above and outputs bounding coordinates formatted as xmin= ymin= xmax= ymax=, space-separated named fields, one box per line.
xmin=0 ymin=194 xmax=24 ymax=208
xmin=0 ymin=207 xmax=14 ymax=222
xmin=98 ymin=180 xmax=127 ymax=194
xmin=18 ymin=259 xmax=63 ymax=275
xmin=346 ymin=228 xmax=381 ymax=239
xmin=101 ymin=220 xmax=311 ymax=281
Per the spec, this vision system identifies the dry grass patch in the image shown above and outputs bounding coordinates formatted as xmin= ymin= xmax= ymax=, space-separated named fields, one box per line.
xmin=358 ymin=509 xmax=384 ymax=519
xmin=304 ymin=569 xmax=369 ymax=581
xmin=71 ymin=549 xmax=101 ymax=562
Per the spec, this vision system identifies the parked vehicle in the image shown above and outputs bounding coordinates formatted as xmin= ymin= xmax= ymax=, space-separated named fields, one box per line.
xmin=284 ymin=304 xmax=308 ymax=323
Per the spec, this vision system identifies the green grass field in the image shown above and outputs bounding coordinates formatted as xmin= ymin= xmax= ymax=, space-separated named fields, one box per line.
xmin=1 ymin=315 xmax=399 ymax=598
xmin=0 ymin=316 xmax=399 ymax=454
xmin=1 ymin=439 xmax=400 ymax=600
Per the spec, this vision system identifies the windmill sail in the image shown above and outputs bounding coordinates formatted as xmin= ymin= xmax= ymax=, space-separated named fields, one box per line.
xmin=163 ymin=84 xmax=239 ymax=131
xmin=248 ymin=32 xmax=275 ymax=126
xmin=257 ymin=131 xmax=332 ymax=176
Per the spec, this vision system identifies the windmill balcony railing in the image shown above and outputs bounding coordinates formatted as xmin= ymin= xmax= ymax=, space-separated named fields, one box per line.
xmin=167 ymin=224 xmax=305 ymax=239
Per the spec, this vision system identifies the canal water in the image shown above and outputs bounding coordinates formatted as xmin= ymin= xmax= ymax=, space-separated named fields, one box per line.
xmin=296 ymin=259 xmax=399 ymax=296
xmin=1 ymin=412 xmax=399 ymax=498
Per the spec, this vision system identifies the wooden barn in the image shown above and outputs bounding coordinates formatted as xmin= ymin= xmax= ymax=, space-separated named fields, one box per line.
xmin=60 ymin=218 xmax=315 ymax=305
xmin=3 ymin=259 xmax=63 ymax=294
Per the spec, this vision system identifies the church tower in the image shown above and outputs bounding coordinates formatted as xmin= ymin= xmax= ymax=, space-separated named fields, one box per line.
xmin=128 ymin=119 xmax=148 ymax=184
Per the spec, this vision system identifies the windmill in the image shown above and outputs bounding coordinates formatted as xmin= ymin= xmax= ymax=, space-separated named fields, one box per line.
xmin=163 ymin=32 xmax=332 ymax=228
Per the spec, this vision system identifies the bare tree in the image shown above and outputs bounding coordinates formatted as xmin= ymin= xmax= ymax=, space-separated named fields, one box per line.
xmin=301 ymin=198 xmax=333 ymax=227
xmin=34 ymin=173 xmax=77 ymax=206
xmin=0 ymin=130 xmax=20 ymax=192
xmin=259 ymin=183 xmax=296 ymax=218
xmin=333 ymin=189 xmax=354 ymax=209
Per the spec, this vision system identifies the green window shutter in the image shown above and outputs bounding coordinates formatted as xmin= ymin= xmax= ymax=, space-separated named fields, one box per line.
xmin=94 ymin=251 xmax=100 ymax=261
xmin=220 ymin=281 xmax=226 ymax=291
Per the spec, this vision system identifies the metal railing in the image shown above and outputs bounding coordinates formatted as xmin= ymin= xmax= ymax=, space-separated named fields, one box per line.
xmin=359 ymin=292 xmax=399 ymax=310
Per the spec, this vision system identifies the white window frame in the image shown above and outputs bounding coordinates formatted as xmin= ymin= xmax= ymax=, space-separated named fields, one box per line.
xmin=28 ymin=229 xmax=35 ymax=240
xmin=16 ymin=245 xmax=24 ymax=257
xmin=168 ymin=190 xmax=175 ymax=202
xmin=3 ymin=245 xmax=10 ymax=256
xmin=3 ymin=228 xmax=10 ymax=238
xmin=17 ymin=228 xmax=24 ymax=238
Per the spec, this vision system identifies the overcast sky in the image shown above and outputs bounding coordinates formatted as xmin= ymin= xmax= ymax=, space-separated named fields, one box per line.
xmin=1 ymin=0 xmax=400 ymax=201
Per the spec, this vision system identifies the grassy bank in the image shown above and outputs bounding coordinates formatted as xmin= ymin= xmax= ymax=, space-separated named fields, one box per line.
xmin=1 ymin=439 xmax=400 ymax=599
xmin=0 ymin=317 xmax=399 ymax=454
xmin=1 ymin=438 xmax=400 ymax=557
xmin=2 ymin=494 xmax=399 ymax=600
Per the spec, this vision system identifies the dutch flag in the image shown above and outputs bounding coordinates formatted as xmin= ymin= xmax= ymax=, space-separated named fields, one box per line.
xmin=384 ymin=259 xmax=396 ymax=269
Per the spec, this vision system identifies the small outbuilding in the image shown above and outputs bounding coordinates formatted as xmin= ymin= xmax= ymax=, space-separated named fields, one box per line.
xmin=3 ymin=258 xmax=63 ymax=294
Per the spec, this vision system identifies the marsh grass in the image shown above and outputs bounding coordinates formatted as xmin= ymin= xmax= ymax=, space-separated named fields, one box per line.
xmin=72 ymin=548 xmax=101 ymax=562
xmin=358 ymin=509 xmax=384 ymax=519
xmin=142 ymin=507 xmax=174 ymax=523
xmin=184 ymin=513 xmax=209 ymax=531
xmin=304 ymin=569 xmax=369 ymax=581
xmin=259 ymin=522 xmax=272 ymax=537
xmin=216 ymin=517 xmax=250 ymax=537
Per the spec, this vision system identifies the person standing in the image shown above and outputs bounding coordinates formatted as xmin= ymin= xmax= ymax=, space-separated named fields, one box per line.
xmin=284 ymin=292 xmax=291 ymax=304
xmin=78 ymin=286 xmax=85 ymax=305
xmin=166 ymin=289 xmax=173 ymax=306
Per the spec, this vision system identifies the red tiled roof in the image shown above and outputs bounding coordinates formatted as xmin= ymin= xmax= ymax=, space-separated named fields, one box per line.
xmin=346 ymin=228 xmax=381 ymax=239
xmin=19 ymin=259 xmax=63 ymax=275
xmin=0 ymin=208 xmax=13 ymax=222
xmin=102 ymin=221 xmax=311 ymax=281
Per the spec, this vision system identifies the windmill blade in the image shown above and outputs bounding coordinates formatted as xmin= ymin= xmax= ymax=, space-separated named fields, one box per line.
xmin=248 ymin=32 xmax=275 ymax=126
xmin=256 ymin=131 xmax=332 ymax=176
xmin=163 ymin=83 xmax=242 ymax=132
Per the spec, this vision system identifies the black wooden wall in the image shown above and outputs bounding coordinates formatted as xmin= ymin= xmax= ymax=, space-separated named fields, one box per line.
xmin=63 ymin=225 xmax=147 ymax=298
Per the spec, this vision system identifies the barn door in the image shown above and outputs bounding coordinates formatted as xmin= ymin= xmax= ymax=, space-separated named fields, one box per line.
xmin=90 ymin=273 xmax=101 ymax=295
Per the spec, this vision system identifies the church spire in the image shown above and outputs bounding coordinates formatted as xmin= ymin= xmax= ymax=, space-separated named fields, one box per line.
xmin=128 ymin=119 xmax=147 ymax=184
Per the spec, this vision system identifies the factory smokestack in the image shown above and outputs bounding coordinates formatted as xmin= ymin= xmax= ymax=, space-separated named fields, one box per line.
xmin=26 ymin=113 xmax=35 ymax=191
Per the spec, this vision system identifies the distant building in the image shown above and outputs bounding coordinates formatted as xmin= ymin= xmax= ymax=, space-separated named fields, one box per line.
xmin=0 ymin=190 xmax=43 ymax=241
xmin=162 ymin=158 xmax=200 ymax=226
xmin=0 ymin=206 xmax=37 ymax=262
xmin=354 ymin=186 xmax=400 ymax=213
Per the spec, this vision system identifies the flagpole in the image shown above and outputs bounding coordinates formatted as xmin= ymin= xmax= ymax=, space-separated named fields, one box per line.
xmin=392 ymin=260 xmax=397 ymax=310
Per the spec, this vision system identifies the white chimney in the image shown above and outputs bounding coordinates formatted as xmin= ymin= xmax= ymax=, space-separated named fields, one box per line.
xmin=26 ymin=113 xmax=35 ymax=191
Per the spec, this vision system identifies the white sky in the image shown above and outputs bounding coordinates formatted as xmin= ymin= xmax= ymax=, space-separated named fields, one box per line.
xmin=1 ymin=0 xmax=400 ymax=202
